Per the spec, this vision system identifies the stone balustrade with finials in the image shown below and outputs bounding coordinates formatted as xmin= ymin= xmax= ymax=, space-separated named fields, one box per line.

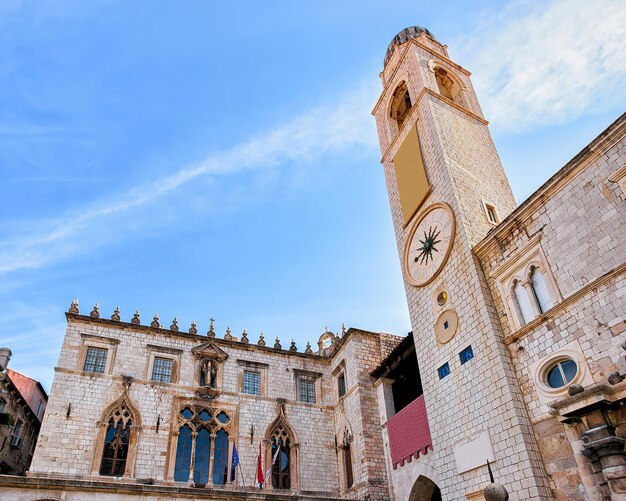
xmin=66 ymin=299 xmax=340 ymax=358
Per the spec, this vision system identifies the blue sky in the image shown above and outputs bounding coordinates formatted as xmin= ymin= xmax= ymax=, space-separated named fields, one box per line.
xmin=1 ymin=0 xmax=625 ymax=390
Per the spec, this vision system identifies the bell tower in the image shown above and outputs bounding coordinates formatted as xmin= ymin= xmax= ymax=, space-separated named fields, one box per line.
xmin=372 ymin=27 xmax=552 ymax=498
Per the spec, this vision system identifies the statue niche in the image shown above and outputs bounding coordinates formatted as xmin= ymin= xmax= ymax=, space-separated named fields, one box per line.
xmin=191 ymin=341 xmax=228 ymax=400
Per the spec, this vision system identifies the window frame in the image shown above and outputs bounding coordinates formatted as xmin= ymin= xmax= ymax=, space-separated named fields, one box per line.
xmin=530 ymin=341 xmax=594 ymax=404
xmin=237 ymin=360 xmax=268 ymax=397
xmin=293 ymin=369 xmax=321 ymax=404
xmin=242 ymin=369 xmax=261 ymax=396
xmin=83 ymin=346 xmax=108 ymax=374
xmin=151 ymin=356 xmax=175 ymax=383
xmin=482 ymin=200 xmax=499 ymax=225
xmin=145 ymin=345 xmax=182 ymax=385
xmin=78 ymin=334 xmax=119 ymax=375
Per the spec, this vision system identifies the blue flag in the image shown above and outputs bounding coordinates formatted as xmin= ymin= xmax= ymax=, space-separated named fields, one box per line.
xmin=230 ymin=444 xmax=239 ymax=482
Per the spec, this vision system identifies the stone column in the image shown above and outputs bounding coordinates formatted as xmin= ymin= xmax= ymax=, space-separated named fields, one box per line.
xmin=188 ymin=431 xmax=198 ymax=486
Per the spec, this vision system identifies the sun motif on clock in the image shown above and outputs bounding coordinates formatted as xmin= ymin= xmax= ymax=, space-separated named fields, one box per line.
xmin=403 ymin=203 xmax=456 ymax=287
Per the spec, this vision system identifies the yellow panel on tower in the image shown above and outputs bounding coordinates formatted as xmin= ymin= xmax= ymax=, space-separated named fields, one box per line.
xmin=392 ymin=124 xmax=430 ymax=225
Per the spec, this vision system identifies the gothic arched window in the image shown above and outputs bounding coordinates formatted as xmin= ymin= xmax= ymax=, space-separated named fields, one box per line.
xmin=172 ymin=405 xmax=234 ymax=487
xmin=264 ymin=402 xmax=299 ymax=491
xmin=530 ymin=266 xmax=553 ymax=313
xmin=513 ymin=280 xmax=535 ymax=326
xmin=270 ymin=425 xmax=291 ymax=489
xmin=100 ymin=415 xmax=131 ymax=476
xmin=340 ymin=427 xmax=354 ymax=490
xmin=91 ymin=394 xmax=141 ymax=478
xmin=390 ymin=81 xmax=412 ymax=130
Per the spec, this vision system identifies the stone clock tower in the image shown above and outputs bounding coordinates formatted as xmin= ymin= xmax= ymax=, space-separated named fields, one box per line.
xmin=372 ymin=27 xmax=552 ymax=499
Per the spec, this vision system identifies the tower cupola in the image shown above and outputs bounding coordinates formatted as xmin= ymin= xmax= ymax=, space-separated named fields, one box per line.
xmin=383 ymin=26 xmax=437 ymax=67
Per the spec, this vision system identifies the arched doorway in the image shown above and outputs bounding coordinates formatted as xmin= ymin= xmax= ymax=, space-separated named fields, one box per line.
xmin=408 ymin=475 xmax=442 ymax=501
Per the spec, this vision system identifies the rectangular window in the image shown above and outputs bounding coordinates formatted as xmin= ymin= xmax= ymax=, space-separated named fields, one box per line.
xmin=484 ymin=203 xmax=499 ymax=224
xmin=83 ymin=347 xmax=107 ymax=373
xmin=299 ymin=379 xmax=316 ymax=403
xmin=337 ymin=373 xmax=346 ymax=398
xmin=243 ymin=370 xmax=261 ymax=396
xmin=438 ymin=362 xmax=450 ymax=380
xmin=151 ymin=357 xmax=174 ymax=383
xmin=459 ymin=346 xmax=474 ymax=365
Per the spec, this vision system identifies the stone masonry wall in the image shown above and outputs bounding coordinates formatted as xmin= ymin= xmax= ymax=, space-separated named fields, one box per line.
xmin=476 ymin=117 xmax=626 ymax=500
xmin=29 ymin=315 xmax=401 ymax=499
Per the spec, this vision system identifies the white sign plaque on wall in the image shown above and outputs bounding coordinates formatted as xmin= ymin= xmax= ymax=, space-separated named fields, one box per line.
xmin=453 ymin=429 xmax=496 ymax=474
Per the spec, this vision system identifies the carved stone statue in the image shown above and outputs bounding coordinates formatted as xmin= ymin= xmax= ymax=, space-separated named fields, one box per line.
xmin=200 ymin=359 xmax=218 ymax=388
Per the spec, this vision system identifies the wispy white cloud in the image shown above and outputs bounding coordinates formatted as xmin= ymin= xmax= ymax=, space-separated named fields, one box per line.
xmin=0 ymin=81 xmax=379 ymax=275
xmin=457 ymin=0 xmax=626 ymax=131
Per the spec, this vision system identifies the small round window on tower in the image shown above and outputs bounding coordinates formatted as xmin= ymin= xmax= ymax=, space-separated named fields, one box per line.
xmin=546 ymin=359 xmax=578 ymax=388
xmin=437 ymin=291 xmax=448 ymax=306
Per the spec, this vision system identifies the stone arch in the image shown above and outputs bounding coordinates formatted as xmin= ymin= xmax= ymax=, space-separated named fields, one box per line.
xmin=408 ymin=475 xmax=442 ymax=501
xmin=428 ymin=62 xmax=466 ymax=107
xmin=389 ymin=80 xmax=413 ymax=131
xmin=264 ymin=401 xmax=299 ymax=490
xmin=90 ymin=390 xmax=142 ymax=478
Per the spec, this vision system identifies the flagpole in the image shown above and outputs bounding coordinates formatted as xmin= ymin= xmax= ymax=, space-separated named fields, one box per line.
xmin=238 ymin=460 xmax=247 ymax=490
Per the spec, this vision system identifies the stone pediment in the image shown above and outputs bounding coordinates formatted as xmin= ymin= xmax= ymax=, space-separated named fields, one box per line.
xmin=191 ymin=341 xmax=228 ymax=361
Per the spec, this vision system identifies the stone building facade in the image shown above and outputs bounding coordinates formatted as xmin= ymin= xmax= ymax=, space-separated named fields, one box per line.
xmin=0 ymin=25 xmax=625 ymax=501
xmin=0 ymin=352 xmax=48 ymax=476
xmin=0 ymin=308 xmax=401 ymax=500
xmin=371 ymin=26 xmax=625 ymax=501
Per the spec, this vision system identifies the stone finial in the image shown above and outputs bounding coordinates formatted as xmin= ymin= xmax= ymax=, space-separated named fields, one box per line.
xmin=484 ymin=483 xmax=509 ymax=501
xmin=111 ymin=306 xmax=121 ymax=321
xmin=241 ymin=329 xmax=249 ymax=343
xmin=289 ymin=340 xmax=297 ymax=352
xmin=207 ymin=318 xmax=215 ymax=338
xmin=305 ymin=342 xmax=313 ymax=354
xmin=325 ymin=325 xmax=329 ymax=333
xmin=131 ymin=310 xmax=141 ymax=324
xmin=189 ymin=320 xmax=198 ymax=335
xmin=224 ymin=326 xmax=233 ymax=341
xmin=90 ymin=303 xmax=100 ymax=318
xmin=568 ymin=383 xmax=585 ymax=396
xmin=68 ymin=299 xmax=79 ymax=314
xmin=342 ymin=323 xmax=347 ymax=336
xmin=258 ymin=333 xmax=266 ymax=347
xmin=151 ymin=314 xmax=160 ymax=328
xmin=608 ymin=371 xmax=625 ymax=385
xmin=274 ymin=337 xmax=282 ymax=350
xmin=170 ymin=317 xmax=179 ymax=332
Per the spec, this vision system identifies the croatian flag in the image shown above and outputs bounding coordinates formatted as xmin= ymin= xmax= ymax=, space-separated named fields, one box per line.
xmin=257 ymin=442 xmax=264 ymax=488
xmin=230 ymin=444 xmax=239 ymax=482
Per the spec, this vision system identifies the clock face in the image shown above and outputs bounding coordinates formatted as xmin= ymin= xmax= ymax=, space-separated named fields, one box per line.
xmin=404 ymin=203 xmax=456 ymax=287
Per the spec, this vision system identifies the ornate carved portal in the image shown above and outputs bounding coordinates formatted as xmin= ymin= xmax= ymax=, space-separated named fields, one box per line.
xmin=264 ymin=400 xmax=299 ymax=491
xmin=90 ymin=388 xmax=142 ymax=478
